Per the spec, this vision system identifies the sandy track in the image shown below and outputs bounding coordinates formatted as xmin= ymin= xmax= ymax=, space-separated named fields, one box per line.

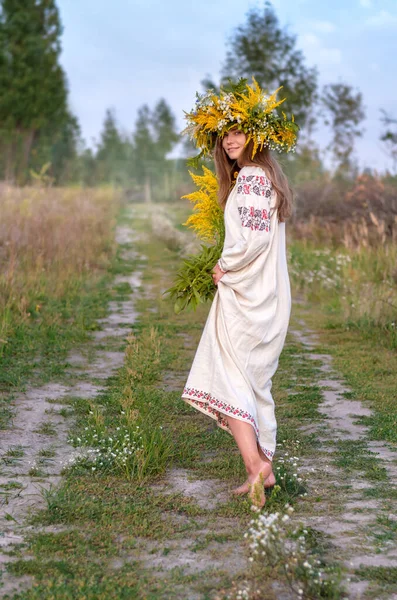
xmin=0 ymin=222 xmax=142 ymax=597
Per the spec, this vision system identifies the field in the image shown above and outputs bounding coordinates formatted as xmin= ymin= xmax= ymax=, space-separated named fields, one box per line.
xmin=0 ymin=188 xmax=396 ymax=600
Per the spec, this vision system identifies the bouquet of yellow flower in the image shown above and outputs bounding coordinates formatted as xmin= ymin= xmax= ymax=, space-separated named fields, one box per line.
xmin=165 ymin=166 xmax=224 ymax=314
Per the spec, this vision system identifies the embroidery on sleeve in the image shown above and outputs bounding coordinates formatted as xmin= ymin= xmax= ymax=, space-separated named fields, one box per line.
xmin=237 ymin=174 xmax=272 ymax=198
xmin=238 ymin=206 xmax=270 ymax=231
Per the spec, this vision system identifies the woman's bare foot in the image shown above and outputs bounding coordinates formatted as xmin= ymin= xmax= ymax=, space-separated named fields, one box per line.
xmin=232 ymin=470 xmax=275 ymax=496
xmin=248 ymin=463 xmax=272 ymax=508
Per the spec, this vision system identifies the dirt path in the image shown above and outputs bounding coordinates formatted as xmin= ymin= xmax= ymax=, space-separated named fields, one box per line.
xmin=148 ymin=313 xmax=397 ymax=599
xmin=1 ymin=209 xmax=396 ymax=600
xmin=0 ymin=223 xmax=143 ymax=597
xmin=291 ymin=319 xmax=397 ymax=600
xmin=0 ymin=210 xmax=250 ymax=600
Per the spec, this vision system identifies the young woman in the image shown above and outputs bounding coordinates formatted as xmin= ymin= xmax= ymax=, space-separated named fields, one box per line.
xmin=181 ymin=80 xmax=297 ymax=507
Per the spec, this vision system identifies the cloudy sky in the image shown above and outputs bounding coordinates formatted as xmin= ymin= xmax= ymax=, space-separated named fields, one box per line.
xmin=57 ymin=0 xmax=397 ymax=171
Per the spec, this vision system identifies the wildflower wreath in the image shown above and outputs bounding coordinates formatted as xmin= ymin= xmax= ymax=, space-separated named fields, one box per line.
xmin=166 ymin=78 xmax=298 ymax=314
xmin=184 ymin=77 xmax=298 ymax=165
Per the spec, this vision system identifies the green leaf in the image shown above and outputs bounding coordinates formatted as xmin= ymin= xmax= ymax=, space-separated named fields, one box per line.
xmin=186 ymin=150 xmax=206 ymax=169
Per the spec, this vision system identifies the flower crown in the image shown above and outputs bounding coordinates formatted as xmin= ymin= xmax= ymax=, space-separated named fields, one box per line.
xmin=183 ymin=77 xmax=298 ymax=164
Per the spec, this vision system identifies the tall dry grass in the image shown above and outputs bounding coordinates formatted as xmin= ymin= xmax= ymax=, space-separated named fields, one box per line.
xmin=0 ymin=185 xmax=121 ymax=359
xmin=292 ymin=174 xmax=397 ymax=248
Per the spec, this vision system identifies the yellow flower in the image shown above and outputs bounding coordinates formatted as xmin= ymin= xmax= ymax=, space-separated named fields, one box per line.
xmin=184 ymin=77 xmax=298 ymax=157
xmin=183 ymin=167 xmax=223 ymax=243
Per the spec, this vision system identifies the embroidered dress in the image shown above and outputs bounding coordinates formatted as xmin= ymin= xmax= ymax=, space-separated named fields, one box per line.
xmin=181 ymin=165 xmax=291 ymax=460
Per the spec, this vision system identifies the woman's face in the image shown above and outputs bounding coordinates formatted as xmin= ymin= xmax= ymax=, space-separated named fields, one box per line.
xmin=222 ymin=128 xmax=246 ymax=160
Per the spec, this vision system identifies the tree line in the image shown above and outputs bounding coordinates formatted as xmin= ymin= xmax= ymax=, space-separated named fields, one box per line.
xmin=0 ymin=0 xmax=182 ymax=191
xmin=0 ymin=0 xmax=396 ymax=188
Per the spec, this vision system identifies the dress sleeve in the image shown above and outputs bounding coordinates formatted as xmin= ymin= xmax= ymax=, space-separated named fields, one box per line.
xmin=218 ymin=172 xmax=273 ymax=272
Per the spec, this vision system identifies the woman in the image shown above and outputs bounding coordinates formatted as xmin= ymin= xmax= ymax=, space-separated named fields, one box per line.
xmin=181 ymin=79 xmax=297 ymax=507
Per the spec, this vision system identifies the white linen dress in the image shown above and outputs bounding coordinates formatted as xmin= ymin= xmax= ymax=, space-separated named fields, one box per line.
xmin=181 ymin=165 xmax=291 ymax=460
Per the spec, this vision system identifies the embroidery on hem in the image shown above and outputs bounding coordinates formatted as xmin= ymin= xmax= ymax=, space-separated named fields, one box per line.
xmin=182 ymin=386 xmax=274 ymax=460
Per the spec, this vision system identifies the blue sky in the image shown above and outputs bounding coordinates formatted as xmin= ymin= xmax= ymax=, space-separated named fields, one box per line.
xmin=57 ymin=0 xmax=397 ymax=171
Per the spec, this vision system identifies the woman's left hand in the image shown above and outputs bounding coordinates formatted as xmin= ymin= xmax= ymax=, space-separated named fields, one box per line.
xmin=212 ymin=263 xmax=226 ymax=286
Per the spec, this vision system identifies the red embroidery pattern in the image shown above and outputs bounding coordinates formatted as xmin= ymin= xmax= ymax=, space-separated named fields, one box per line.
xmin=238 ymin=206 xmax=270 ymax=231
xmin=182 ymin=386 xmax=274 ymax=459
xmin=237 ymin=174 xmax=272 ymax=198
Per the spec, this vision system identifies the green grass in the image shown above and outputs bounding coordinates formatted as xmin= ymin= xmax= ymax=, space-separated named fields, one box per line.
xmin=333 ymin=440 xmax=389 ymax=482
xmin=0 ymin=189 xmax=122 ymax=430
xmin=292 ymin=302 xmax=397 ymax=447
xmin=2 ymin=206 xmax=321 ymax=600
xmin=354 ymin=566 xmax=397 ymax=595
xmin=3 ymin=445 xmax=24 ymax=458
xmin=3 ymin=205 xmax=396 ymax=600
xmin=289 ymin=240 xmax=397 ymax=447
xmin=0 ymin=481 xmax=23 ymax=491
xmin=34 ymin=422 xmax=57 ymax=436
xmin=0 ymin=235 xmax=143 ymax=431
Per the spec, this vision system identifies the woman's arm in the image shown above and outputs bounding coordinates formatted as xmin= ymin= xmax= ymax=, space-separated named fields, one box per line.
xmin=218 ymin=173 xmax=272 ymax=273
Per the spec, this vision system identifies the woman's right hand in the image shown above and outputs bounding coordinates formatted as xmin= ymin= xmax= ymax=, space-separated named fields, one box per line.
xmin=212 ymin=263 xmax=226 ymax=286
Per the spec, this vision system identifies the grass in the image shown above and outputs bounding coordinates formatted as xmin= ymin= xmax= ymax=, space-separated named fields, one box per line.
xmin=288 ymin=240 xmax=397 ymax=447
xmin=34 ymin=422 xmax=57 ymax=436
xmin=2 ymin=205 xmax=321 ymax=600
xmin=0 ymin=186 xmax=122 ymax=429
xmin=354 ymin=566 xmax=397 ymax=596
xmin=291 ymin=303 xmax=397 ymax=447
xmin=333 ymin=440 xmax=389 ymax=482
xmin=37 ymin=448 xmax=56 ymax=458
xmin=3 ymin=446 xmax=24 ymax=458
xmin=2 ymin=201 xmax=396 ymax=599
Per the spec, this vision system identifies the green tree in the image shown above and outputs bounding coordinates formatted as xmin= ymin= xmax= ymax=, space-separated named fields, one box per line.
xmin=380 ymin=110 xmax=397 ymax=174
xmin=31 ymin=110 xmax=82 ymax=184
xmin=282 ymin=144 xmax=324 ymax=185
xmin=152 ymin=98 xmax=179 ymax=158
xmin=320 ymin=83 xmax=365 ymax=175
xmin=96 ymin=109 xmax=133 ymax=185
xmin=151 ymin=98 xmax=180 ymax=200
xmin=0 ymin=0 xmax=68 ymax=182
xmin=79 ymin=147 xmax=98 ymax=187
xmin=220 ymin=2 xmax=318 ymax=129
xmin=133 ymin=104 xmax=155 ymax=201
xmin=131 ymin=99 xmax=179 ymax=201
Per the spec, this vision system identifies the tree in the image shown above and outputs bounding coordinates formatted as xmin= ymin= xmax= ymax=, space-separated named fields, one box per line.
xmin=96 ymin=109 xmax=133 ymax=185
xmin=0 ymin=0 xmax=68 ymax=182
xmin=31 ymin=110 xmax=82 ymax=184
xmin=49 ymin=112 xmax=82 ymax=184
xmin=282 ymin=143 xmax=324 ymax=185
xmin=151 ymin=99 xmax=179 ymax=200
xmin=79 ymin=147 xmax=98 ymax=187
xmin=152 ymin=98 xmax=179 ymax=158
xmin=132 ymin=100 xmax=179 ymax=202
xmin=132 ymin=104 xmax=155 ymax=202
xmin=380 ymin=110 xmax=397 ymax=173
xmin=220 ymin=2 xmax=318 ymax=130
xmin=320 ymin=83 xmax=365 ymax=175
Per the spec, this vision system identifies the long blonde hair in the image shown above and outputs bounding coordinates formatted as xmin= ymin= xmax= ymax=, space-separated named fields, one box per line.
xmin=214 ymin=137 xmax=293 ymax=222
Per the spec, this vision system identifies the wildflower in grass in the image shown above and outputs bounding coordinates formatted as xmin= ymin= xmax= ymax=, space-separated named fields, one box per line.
xmin=244 ymin=505 xmax=343 ymax=599
xmin=67 ymin=425 xmax=143 ymax=479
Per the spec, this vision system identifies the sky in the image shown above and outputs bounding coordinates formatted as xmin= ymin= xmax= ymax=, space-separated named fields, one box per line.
xmin=57 ymin=0 xmax=397 ymax=171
